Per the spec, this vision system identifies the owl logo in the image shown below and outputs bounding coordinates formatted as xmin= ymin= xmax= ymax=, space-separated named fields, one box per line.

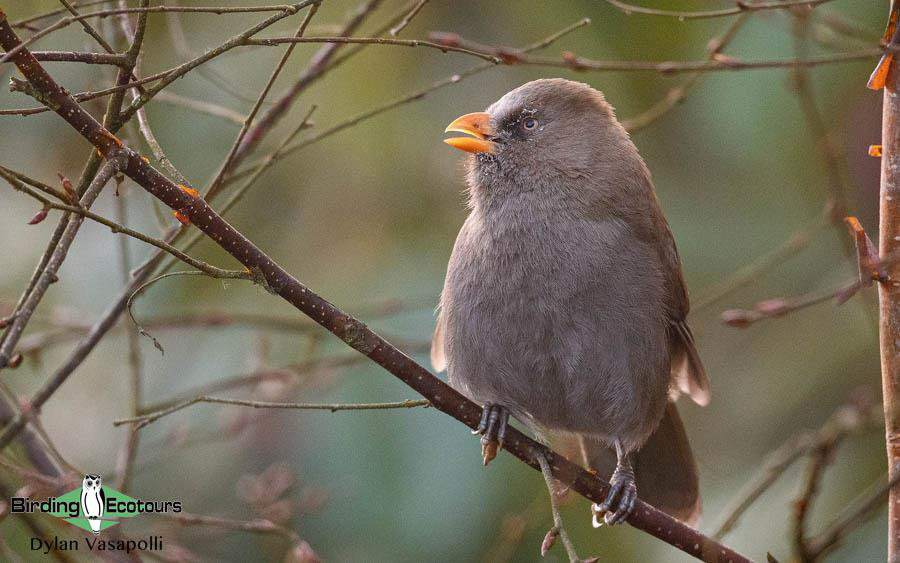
xmin=80 ymin=474 xmax=105 ymax=534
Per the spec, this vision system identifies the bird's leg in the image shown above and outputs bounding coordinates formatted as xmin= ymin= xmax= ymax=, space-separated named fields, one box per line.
xmin=535 ymin=448 xmax=582 ymax=562
xmin=591 ymin=440 xmax=637 ymax=526
xmin=472 ymin=403 xmax=509 ymax=466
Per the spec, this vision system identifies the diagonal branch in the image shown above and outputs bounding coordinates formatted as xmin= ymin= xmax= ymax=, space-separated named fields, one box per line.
xmin=0 ymin=161 xmax=120 ymax=369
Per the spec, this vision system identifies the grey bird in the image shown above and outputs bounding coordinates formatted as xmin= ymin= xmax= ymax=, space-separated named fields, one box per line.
xmin=432 ymin=78 xmax=709 ymax=526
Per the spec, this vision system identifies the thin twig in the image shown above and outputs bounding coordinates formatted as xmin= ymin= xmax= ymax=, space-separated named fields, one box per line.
xmin=11 ymin=0 xmax=108 ymax=30
xmin=153 ymin=91 xmax=246 ymax=125
xmin=244 ymin=34 xmax=505 ymax=62
xmin=794 ymin=440 xmax=835 ymax=562
xmin=535 ymin=451 xmax=582 ymax=562
xmin=713 ymin=431 xmax=813 ymax=540
xmin=805 ymin=466 xmax=900 ymax=559
xmin=0 ymin=160 xmax=121 ymax=369
xmin=790 ymin=11 xmax=851 ymax=224
xmin=0 ymin=3 xmax=308 ymax=63
xmin=135 ymin=342 xmax=430 ymax=416
xmin=390 ymin=0 xmax=428 ymax=36
xmin=114 ymin=396 xmax=431 ymax=428
xmin=56 ymin=0 xmax=117 ymax=60
xmin=13 ymin=299 xmax=432 ymax=357
xmin=17 ymin=50 xmax=126 ymax=65
xmin=126 ymin=270 xmax=252 ymax=354
xmin=716 ymin=222 xmax=900 ymax=327
xmin=693 ymin=215 xmax=827 ymax=312
xmin=603 ymin=0 xmax=835 ymax=20
xmin=622 ymin=14 xmax=750 ymax=132
xmin=159 ymin=511 xmax=300 ymax=541
xmin=712 ymin=395 xmax=881 ymax=540
xmin=721 ymin=279 xmax=863 ymax=327
xmin=518 ymin=46 xmax=889 ymax=73
xmin=223 ymin=0 xmax=382 ymax=182
xmin=112 ymin=166 xmax=142 ymax=494
xmin=0 ymin=172 xmax=242 ymax=278
xmin=204 ymin=0 xmax=321 ymax=196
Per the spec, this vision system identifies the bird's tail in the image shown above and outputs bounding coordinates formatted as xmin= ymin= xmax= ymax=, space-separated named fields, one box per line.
xmin=579 ymin=402 xmax=701 ymax=525
xmin=88 ymin=516 xmax=101 ymax=534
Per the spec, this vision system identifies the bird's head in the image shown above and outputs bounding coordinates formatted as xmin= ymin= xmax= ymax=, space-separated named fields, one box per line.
xmin=444 ymin=78 xmax=647 ymax=208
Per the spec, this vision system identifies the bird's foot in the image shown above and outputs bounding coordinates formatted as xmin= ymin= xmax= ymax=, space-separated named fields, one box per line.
xmin=472 ymin=403 xmax=509 ymax=466
xmin=591 ymin=462 xmax=636 ymax=527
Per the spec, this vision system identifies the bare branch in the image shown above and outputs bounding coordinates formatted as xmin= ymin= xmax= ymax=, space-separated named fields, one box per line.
xmin=204 ymin=0 xmax=322 ymax=197
xmin=0 ymin=170 xmax=242 ymax=279
xmin=244 ymin=34 xmax=505 ymax=62
xmin=21 ymin=50 xmax=126 ymax=65
xmin=622 ymin=13 xmax=750 ymax=133
xmin=694 ymin=214 xmax=827 ymax=312
xmin=390 ymin=0 xmax=429 ymax=36
xmin=712 ymin=393 xmax=881 ymax=541
xmin=159 ymin=511 xmax=301 ymax=542
xmin=114 ymin=396 xmax=431 ymax=428
xmin=126 ymin=270 xmax=252 ymax=354
xmin=1 ymin=3 xmax=310 ymax=63
xmin=112 ymin=187 xmax=143 ymax=494
xmin=222 ymin=0 xmax=382 ymax=183
xmin=875 ymin=6 xmax=900 ymax=560
xmin=603 ymin=0 xmax=835 ymax=20
xmin=153 ymin=91 xmax=246 ymax=125
xmin=0 ymin=161 xmax=120 ymax=370
xmin=805 ymin=466 xmax=900 ymax=559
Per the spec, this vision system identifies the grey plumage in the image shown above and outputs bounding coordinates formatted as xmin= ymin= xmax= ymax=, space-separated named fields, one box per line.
xmin=433 ymin=78 xmax=708 ymax=523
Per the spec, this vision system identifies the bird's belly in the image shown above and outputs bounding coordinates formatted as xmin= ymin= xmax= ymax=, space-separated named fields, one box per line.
xmin=442 ymin=226 xmax=670 ymax=444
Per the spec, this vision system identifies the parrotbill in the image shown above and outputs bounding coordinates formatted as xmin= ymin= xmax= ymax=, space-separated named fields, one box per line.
xmin=432 ymin=78 xmax=709 ymax=526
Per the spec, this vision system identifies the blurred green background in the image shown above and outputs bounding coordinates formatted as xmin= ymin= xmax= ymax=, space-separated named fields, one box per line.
xmin=0 ymin=1 xmax=893 ymax=561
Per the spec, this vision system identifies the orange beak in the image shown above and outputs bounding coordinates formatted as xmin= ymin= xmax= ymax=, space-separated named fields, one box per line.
xmin=444 ymin=112 xmax=496 ymax=153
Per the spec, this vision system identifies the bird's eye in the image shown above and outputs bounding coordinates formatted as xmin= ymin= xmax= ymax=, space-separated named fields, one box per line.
xmin=522 ymin=117 xmax=537 ymax=130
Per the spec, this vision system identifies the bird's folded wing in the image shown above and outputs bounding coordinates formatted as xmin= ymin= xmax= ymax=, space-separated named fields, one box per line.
xmin=670 ymin=321 xmax=709 ymax=406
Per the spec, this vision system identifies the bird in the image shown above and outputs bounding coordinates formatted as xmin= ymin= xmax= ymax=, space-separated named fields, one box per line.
xmin=80 ymin=474 xmax=105 ymax=534
xmin=433 ymin=78 xmax=709 ymax=527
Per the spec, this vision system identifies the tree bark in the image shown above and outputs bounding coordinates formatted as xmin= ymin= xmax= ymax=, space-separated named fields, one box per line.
xmin=881 ymin=4 xmax=900 ymax=562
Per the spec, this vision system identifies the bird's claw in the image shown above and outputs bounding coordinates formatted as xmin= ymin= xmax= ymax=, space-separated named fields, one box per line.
xmin=473 ymin=403 xmax=509 ymax=466
xmin=591 ymin=469 xmax=636 ymax=527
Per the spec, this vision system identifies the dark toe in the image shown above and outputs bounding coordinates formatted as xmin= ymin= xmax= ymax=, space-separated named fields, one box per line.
xmin=473 ymin=403 xmax=492 ymax=435
xmin=475 ymin=404 xmax=509 ymax=466
xmin=604 ymin=483 xmax=637 ymax=526
xmin=597 ymin=481 xmax=623 ymax=514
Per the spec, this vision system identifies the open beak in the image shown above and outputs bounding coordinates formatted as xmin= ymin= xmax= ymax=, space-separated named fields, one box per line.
xmin=444 ymin=112 xmax=496 ymax=153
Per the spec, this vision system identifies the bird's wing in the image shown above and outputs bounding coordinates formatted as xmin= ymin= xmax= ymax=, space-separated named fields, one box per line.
xmin=430 ymin=311 xmax=447 ymax=372
xmin=646 ymin=199 xmax=710 ymax=406
xmin=99 ymin=488 xmax=105 ymax=510
xmin=670 ymin=320 xmax=709 ymax=406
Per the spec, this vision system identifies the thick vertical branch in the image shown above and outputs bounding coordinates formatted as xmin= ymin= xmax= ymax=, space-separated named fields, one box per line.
xmin=881 ymin=3 xmax=900 ymax=561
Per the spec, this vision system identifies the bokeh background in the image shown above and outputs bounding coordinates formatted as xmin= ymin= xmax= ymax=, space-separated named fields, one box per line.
xmin=0 ymin=1 xmax=893 ymax=561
